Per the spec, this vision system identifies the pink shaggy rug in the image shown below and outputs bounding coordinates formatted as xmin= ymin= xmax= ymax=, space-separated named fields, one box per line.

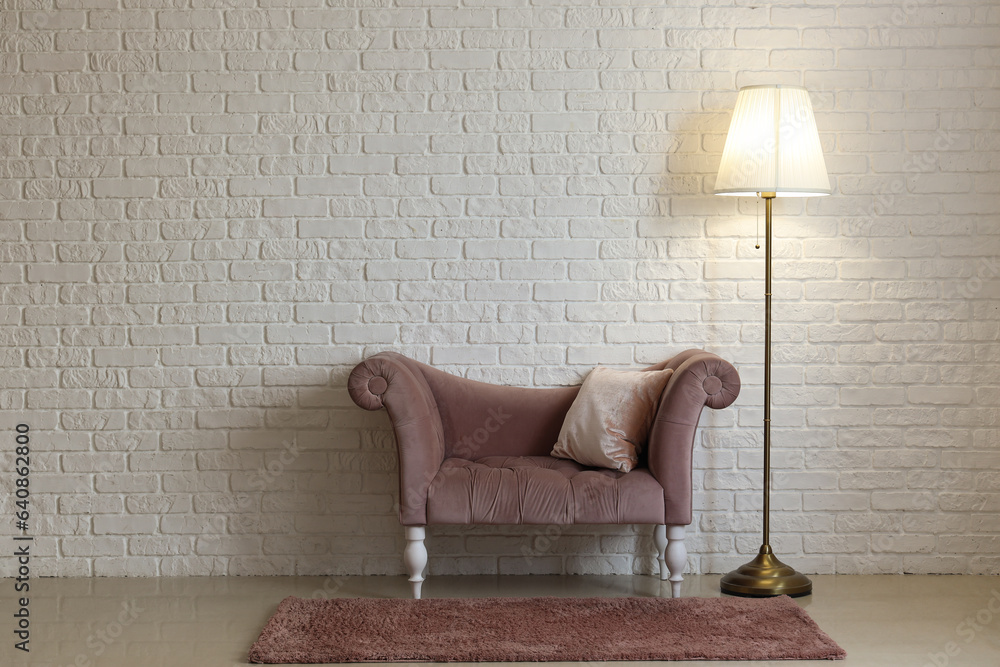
xmin=248 ymin=594 xmax=846 ymax=663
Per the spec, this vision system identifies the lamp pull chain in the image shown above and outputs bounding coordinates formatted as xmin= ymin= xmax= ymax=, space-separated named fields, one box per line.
xmin=755 ymin=195 xmax=761 ymax=249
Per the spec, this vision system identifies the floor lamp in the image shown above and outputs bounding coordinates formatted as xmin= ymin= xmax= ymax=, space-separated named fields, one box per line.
xmin=713 ymin=85 xmax=831 ymax=597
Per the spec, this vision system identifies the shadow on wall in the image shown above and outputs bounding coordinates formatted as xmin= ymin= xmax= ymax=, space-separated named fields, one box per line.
xmin=189 ymin=357 xmax=716 ymax=580
xmin=137 ymin=368 xmax=397 ymax=577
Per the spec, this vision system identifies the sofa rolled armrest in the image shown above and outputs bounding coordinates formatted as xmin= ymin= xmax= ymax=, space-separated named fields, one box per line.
xmin=647 ymin=350 xmax=741 ymax=526
xmin=348 ymin=353 xmax=446 ymax=525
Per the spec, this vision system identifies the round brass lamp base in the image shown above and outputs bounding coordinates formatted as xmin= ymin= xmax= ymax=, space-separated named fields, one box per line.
xmin=720 ymin=545 xmax=812 ymax=598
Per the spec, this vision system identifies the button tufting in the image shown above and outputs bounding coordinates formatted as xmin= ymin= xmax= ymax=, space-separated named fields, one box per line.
xmin=702 ymin=376 xmax=723 ymax=395
xmin=368 ymin=376 xmax=388 ymax=395
xmin=429 ymin=455 xmax=665 ymax=525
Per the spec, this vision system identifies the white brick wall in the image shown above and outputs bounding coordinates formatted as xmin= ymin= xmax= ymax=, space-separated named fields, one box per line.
xmin=1 ymin=0 xmax=998 ymax=578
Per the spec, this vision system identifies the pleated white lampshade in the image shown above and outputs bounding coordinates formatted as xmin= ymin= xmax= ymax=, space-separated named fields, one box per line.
xmin=714 ymin=85 xmax=831 ymax=197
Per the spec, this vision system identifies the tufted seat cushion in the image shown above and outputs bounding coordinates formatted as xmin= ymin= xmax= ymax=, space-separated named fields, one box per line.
xmin=426 ymin=456 xmax=666 ymax=525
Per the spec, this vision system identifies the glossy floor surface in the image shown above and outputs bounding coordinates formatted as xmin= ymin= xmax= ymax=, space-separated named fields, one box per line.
xmin=4 ymin=574 xmax=999 ymax=666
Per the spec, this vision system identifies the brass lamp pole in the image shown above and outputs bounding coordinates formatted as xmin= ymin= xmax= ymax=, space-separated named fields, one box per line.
xmin=713 ymin=85 xmax=831 ymax=597
xmin=718 ymin=192 xmax=812 ymax=597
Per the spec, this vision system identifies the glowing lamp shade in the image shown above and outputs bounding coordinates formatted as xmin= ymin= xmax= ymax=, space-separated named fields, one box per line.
xmin=714 ymin=85 xmax=831 ymax=198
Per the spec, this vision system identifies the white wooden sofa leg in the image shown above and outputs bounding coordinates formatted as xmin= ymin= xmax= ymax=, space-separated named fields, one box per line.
xmin=665 ymin=524 xmax=686 ymax=598
xmin=654 ymin=525 xmax=668 ymax=582
xmin=403 ymin=526 xmax=427 ymax=599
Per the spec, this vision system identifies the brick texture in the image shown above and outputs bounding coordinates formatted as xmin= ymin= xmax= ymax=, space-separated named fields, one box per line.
xmin=1 ymin=0 xmax=998 ymax=578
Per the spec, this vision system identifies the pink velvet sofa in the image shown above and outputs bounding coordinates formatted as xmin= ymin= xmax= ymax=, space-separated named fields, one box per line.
xmin=348 ymin=349 xmax=740 ymax=598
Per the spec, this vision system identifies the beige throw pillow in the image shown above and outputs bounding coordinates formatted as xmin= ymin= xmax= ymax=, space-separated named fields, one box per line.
xmin=551 ymin=366 xmax=673 ymax=473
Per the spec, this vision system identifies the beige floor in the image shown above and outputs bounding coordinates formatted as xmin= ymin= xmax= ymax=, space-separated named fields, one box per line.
xmin=4 ymin=574 xmax=999 ymax=666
